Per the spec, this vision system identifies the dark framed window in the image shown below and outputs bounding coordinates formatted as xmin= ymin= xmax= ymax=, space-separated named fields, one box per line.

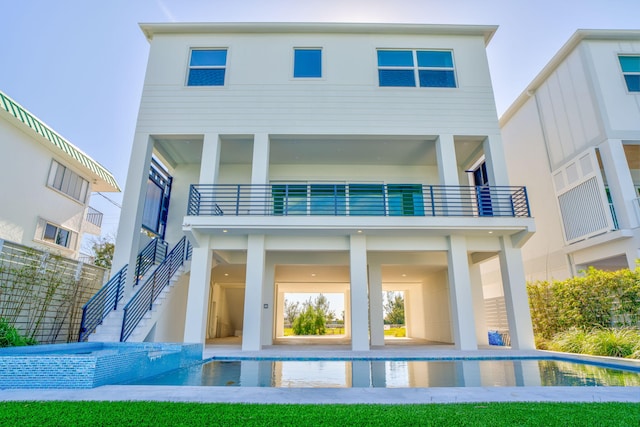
xmin=294 ymin=48 xmax=322 ymax=78
xmin=378 ymin=50 xmax=456 ymax=88
xmin=187 ymin=49 xmax=227 ymax=86
xmin=43 ymin=223 xmax=71 ymax=247
xmin=619 ymin=55 xmax=640 ymax=92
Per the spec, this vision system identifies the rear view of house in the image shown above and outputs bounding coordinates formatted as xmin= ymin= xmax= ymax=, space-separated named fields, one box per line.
xmin=107 ymin=22 xmax=535 ymax=352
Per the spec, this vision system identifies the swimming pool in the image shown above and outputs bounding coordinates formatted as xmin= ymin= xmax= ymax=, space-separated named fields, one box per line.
xmin=128 ymin=357 xmax=640 ymax=388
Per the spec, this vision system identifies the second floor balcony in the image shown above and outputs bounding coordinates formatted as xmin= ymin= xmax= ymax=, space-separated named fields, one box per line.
xmin=187 ymin=183 xmax=530 ymax=219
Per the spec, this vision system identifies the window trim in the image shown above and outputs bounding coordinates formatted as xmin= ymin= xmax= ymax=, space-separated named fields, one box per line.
xmin=186 ymin=48 xmax=228 ymax=87
xmin=618 ymin=54 xmax=640 ymax=93
xmin=377 ymin=49 xmax=457 ymax=88
xmin=293 ymin=47 xmax=323 ymax=79
xmin=35 ymin=218 xmax=76 ymax=250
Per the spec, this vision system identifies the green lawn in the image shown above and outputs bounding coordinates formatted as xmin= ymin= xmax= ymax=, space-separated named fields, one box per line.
xmin=0 ymin=402 xmax=637 ymax=426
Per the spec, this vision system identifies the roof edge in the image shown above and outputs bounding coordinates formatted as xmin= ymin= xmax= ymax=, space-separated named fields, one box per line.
xmin=500 ymin=29 xmax=640 ymax=126
xmin=0 ymin=90 xmax=121 ymax=192
xmin=139 ymin=22 xmax=498 ymax=46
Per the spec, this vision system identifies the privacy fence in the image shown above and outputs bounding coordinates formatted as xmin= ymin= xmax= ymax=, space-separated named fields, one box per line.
xmin=0 ymin=239 xmax=107 ymax=344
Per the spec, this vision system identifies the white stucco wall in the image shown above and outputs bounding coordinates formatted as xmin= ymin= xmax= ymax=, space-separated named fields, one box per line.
xmin=150 ymin=273 xmax=190 ymax=342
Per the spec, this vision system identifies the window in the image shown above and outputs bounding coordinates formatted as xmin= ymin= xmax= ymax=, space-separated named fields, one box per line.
xmin=387 ymin=184 xmax=424 ymax=216
xmin=187 ymin=49 xmax=227 ymax=86
xmin=619 ymin=55 xmax=640 ymax=92
xmin=348 ymin=184 xmax=385 ymax=215
xmin=378 ymin=50 xmax=456 ymax=88
xmin=48 ymin=160 xmax=89 ymax=203
xmin=294 ymin=48 xmax=322 ymax=78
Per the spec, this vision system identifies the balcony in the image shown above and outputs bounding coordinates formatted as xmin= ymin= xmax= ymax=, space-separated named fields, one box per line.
xmin=187 ymin=184 xmax=530 ymax=218
xmin=83 ymin=206 xmax=104 ymax=235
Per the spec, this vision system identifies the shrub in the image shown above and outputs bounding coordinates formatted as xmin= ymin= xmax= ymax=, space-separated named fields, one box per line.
xmin=547 ymin=327 xmax=640 ymax=359
xmin=0 ymin=318 xmax=37 ymax=347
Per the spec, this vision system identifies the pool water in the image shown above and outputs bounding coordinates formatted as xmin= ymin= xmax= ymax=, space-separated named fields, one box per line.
xmin=128 ymin=358 xmax=640 ymax=388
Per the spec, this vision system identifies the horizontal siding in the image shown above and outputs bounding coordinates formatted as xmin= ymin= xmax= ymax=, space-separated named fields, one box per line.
xmin=135 ymin=84 xmax=499 ymax=135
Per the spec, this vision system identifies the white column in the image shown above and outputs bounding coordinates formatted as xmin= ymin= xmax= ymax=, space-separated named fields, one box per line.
xmin=242 ymin=234 xmax=266 ymax=351
xmin=447 ymin=235 xmax=478 ymax=350
xmin=275 ymin=288 xmax=284 ymax=338
xmin=468 ymin=260 xmax=489 ymax=346
xmin=368 ymin=262 xmax=384 ymax=347
xmin=343 ymin=291 xmax=351 ymax=338
xmin=199 ymin=133 xmax=221 ymax=184
xmin=436 ymin=134 xmax=459 ymax=185
xmin=598 ymin=139 xmax=639 ymax=230
xmin=260 ymin=260 xmax=275 ymax=346
xmin=251 ymin=133 xmax=270 ymax=215
xmin=183 ymin=244 xmax=213 ymax=343
xmin=499 ymin=236 xmax=535 ymax=350
xmin=113 ymin=133 xmax=154 ymax=301
xmin=349 ymin=234 xmax=370 ymax=351
xmin=482 ymin=135 xmax=510 ymax=186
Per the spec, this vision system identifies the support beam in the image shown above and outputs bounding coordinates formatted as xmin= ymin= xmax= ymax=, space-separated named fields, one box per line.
xmin=199 ymin=133 xmax=221 ymax=184
xmin=183 ymin=245 xmax=213 ymax=343
xmin=447 ymin=235 xmax=478 ymax=350
xmin=261 ymin=260 xmax=275 ymax=346
xmin=436 ymin=134 xmax=459 ymax=186
xmin=349 ymin=234 xmax=370 ymax=351
xmin=499 ymin=236 xmax=535 ymax=350
xmin=242 ymin=235 xmax=266 ymax=351
xmin=468 ymin=260 xmax=488 ymax=346
xmin=598 ymin=139 xmax=638 ymax=230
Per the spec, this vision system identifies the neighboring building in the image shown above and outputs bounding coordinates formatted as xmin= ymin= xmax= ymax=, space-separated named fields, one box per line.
xmin=0 ymin=90 xmax=120 ymax=259
xmin=111 ymin=22 xmax=536 ymax=352
xmin=500 ymin=30 xmax=640 ymax=281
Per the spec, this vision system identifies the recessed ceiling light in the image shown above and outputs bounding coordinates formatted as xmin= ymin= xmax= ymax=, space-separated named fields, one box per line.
xmin=357 ymin=230 xmax=363 ymax=233
xmin=222 ymin=229 xmax=228 ymax=233
xmin=401 ymin=274 xmax=407 ymax=277
xmin=488 ymin=231 xmax=493 ymax=234
xmin=224 ymin=273 xmax=229 ymax=277
xmin=311 ymin=273 xmax=316 ymax=277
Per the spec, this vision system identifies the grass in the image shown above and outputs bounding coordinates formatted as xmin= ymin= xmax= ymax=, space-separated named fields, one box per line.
xmin=546 ymin=328 xmax=640 ymax=359
xmin=0 ymin=402 xmax=638 ymax=426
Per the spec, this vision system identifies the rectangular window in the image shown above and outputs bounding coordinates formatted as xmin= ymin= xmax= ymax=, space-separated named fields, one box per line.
xmin=48 ymin=160 xmax=89 ymax=203
xmin=294 ymin=48 xmax=322 ymax=78
xmin=378 ymin=50 xmax=456 ymax=88
xmin=43 ymin=222 xmax=71 ymax=248
xmin=619 ymin=55 xmax=640 ymax=92
xmin=310 ymin=184 xmax=346 ymax=215
xmin=387 ymin=184 xmax=424 ymax=216
xmin=187 ymin=49 xmax=227 ymax=86
xmin=348 ymin=184 xmax=385 ymax=216
xmin=272 ymin=184 xmax=308 ymax=215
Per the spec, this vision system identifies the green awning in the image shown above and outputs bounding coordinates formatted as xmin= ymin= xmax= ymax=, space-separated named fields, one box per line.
xmin=0 ymin=90 xmax=120 ymax=192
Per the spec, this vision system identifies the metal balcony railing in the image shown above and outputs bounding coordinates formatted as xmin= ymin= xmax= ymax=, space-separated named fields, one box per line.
xmin=187 ymin=184 xmax=530 ymax=218
xmin=85 ymin=206 xmax=103 ymax=227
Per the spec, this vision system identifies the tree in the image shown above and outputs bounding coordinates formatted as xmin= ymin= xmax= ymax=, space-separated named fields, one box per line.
xmin=384 ymin=291 xmax=405 ymax=325
xmin=89 ymin=236 xmax=115 ymax=269
xmin=291 ymin=294 xmax=334 ymax=335
xmin=284 ymin=299 xmax=300 ymax=326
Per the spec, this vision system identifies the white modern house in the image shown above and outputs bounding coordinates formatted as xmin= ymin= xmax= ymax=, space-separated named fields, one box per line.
xmin=0 ymin=90 xmax=120 ymax=259
xmin=500 ymin=30 xmax=640 ymax=281
xmin=104 ymin=22 xmax=536 ymax=352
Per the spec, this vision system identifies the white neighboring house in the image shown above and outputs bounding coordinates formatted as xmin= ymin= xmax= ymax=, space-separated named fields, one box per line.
xmin=500 ymin=29 xmax=640 ymax=281
xmin=112 ymin=22 xmax=536 ymax=352
xmin=0 ymin=90 xmax=120 ymax=260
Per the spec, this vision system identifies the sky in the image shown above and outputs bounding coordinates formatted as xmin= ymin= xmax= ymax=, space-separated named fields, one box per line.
xmin=2 ymin=0 xmax=639 ymax=242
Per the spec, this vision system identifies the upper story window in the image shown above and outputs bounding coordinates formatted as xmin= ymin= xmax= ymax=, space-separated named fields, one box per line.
xmin=377 ymin=50 xmax=456 ymax=88
xmin=48 ymin=160 xmax=89 ymax=203
xmin=618 ymin=55 xmax=640 ymax=92
xmin=187 ymin=49 xmax=227 ymax=86
xmin=293 ymin=48 xmax=322 ymax=78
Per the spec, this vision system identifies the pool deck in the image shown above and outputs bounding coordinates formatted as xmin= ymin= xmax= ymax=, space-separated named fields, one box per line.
xmin=1 ymin=343 xmax=639 ymax=404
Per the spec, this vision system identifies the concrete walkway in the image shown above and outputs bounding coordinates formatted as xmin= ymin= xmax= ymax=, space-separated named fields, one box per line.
xmin=1 ymin=344 xmax=639 ymax=404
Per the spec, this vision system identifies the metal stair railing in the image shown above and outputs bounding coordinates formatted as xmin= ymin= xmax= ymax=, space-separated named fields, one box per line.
xmin=77 ymin=238 xmax=167 ymax=342
xmin=120 ymin=237 xmax=187 ymax=342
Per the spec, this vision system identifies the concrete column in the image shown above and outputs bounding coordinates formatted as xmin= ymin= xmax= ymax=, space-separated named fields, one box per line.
xmin=468 ymin=260 xmax=489 ymax=346
xmin=199 ymin=133 xmax=221 ymax=184
xmin=351 ymin=361 xmax=372 ymax=387
xmin=242 ymin=234 xmax=266 ymax=351
xmin=261 ymin=260 xmax=275 ymax=346
xmin=499 ymin=236 xmax=535 ymax=350
xmin=349 ymin=234 xmax=370 ymax=351
xmin=183 ymin=244 xmax=213 ymax=343
xmin=343 ymin=291 xmax=351 ymax=338
xmin=482 ymin=135 xmax=510 ymax=186
xmin=113 ymin=133 xmax=154 ymax=301
xmin=251 ymin=133 xmax=270 ymax=215
xmin=436 ymin=134 xmax=459 ymax=185
xmin=368 ymin=262 xmax=384 ymax=347
xmin=447 ymin=235 xmax=478 ymax=350
xmin=598 ymin=139 xmax=639 ymax=230
xmin=275 ymin=288 xmax=284 ymax=337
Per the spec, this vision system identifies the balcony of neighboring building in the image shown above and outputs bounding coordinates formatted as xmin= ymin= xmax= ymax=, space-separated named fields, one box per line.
xmin=83 ymin=206 xmax=103 ymax=236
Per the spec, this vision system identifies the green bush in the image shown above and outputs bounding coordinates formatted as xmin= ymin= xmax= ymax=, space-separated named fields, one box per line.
xmin=547 ymin=327 xmax=640 ymax=359
xmin=0 ymin=318 xmax=37 ymax=347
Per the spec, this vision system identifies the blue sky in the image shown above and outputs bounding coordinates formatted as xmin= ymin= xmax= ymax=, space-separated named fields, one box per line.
xmin=2 ymin=0 xmax=640 ymax=238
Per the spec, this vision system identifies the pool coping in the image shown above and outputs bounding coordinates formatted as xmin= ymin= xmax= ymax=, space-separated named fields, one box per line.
xmin=0 ymin=346 xmax=638 ymax=403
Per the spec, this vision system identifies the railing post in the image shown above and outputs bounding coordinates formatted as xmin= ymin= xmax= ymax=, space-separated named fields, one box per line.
xmin=235 ymin=185 xmax=241 ymax=216
xmin=430 ymin=186 xmax=436 ymax=216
